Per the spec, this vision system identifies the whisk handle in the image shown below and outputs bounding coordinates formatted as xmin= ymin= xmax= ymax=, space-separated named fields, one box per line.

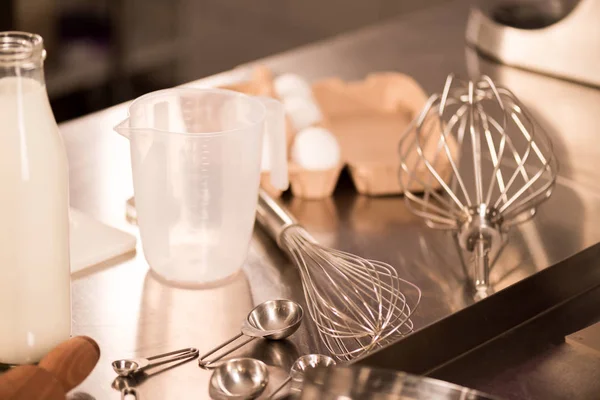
xmin=474 ymin=238 xmax=491 ymax=296
xmin=257 ymin=189 xmax=298 ymax=245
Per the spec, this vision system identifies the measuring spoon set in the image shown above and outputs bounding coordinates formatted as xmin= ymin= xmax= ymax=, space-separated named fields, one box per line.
xmin=110 ymin=299 xmax=336 ymax=399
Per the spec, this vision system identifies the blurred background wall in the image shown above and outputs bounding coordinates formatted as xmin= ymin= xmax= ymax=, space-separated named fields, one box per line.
xmin=2 ymin=0 xmax=446 ymax=122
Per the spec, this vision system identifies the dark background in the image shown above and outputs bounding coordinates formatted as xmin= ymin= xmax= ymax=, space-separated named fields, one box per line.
xmin=1 ymin=0 xmax=445 ymax=122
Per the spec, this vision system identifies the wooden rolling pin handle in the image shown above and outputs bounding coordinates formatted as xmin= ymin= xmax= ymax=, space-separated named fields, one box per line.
xmin=0 ymin=336 xmax=100 ymax=400
xmin=0 ymin=365 xmax=66 ymax=400
xmin=38 ymin=336 xmax=101 ymax=393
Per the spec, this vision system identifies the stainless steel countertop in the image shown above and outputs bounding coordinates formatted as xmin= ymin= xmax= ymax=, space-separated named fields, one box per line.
xmin=60 ymin=1 xmax=600 ymax=398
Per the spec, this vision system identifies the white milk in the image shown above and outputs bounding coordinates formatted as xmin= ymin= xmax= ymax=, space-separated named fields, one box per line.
xmin=0 ymin=76 xmax=71 ymax=365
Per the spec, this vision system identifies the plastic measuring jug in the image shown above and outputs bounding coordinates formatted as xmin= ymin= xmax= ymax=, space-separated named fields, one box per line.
xmin=115 ymin=88 xmax=288 ymax=285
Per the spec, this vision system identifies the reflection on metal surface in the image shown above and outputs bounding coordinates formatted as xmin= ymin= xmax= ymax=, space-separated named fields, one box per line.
xmin=137 ymin=268 xmax=253 ymax=349
xmin=480 ymin=0 xmax=579 ymax=29
xmin=131 ymin=269 xmax=253 ymax=398
xmin=425 ymin=256 xmax=600 ymax=400
xmin=246 ymin=340 xmax=300 ymax=372
xmin=413 ymin=232 xmax=473 ymax=311
xmin=112 ymin=376 xmax=138 ymax=399
xmin=286 ymin=196 xmax=339 ymax=247
xmin=466 ymin=46 xmax=600 ymax=194
xmin=466 ymin=0 xmax=600 ymax=87
xmin=349 ymin=195 xmax=417 ymax=233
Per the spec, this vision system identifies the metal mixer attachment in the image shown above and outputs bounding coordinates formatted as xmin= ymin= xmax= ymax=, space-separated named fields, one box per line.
xmin=398 ymin=74 xmax=557 ymax=297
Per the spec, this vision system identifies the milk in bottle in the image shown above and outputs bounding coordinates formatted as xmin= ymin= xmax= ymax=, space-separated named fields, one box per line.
xmin=0 ymin=32 xmax=71 ymax=365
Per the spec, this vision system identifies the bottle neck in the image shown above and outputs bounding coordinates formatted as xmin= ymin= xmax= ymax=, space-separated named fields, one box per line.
xmin=0 ymin=31 xmax=46 ymax=84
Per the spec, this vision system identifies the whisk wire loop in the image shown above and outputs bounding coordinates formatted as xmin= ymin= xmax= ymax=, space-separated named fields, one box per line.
xmin=398 ymin=74 xmax=557 ymax=293
xmin=277 ymin=225 xmax=421 ymax=360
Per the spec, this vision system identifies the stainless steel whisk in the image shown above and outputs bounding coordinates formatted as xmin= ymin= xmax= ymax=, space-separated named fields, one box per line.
xmin=398 ymin=74 xmax=557 ymax=296
xmin=256 ymin=190 xmax=421 ymax=361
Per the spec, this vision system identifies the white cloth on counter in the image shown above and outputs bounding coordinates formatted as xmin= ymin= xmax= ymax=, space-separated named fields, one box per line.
xmin=70 ymin=209 xmax=136 ymax=273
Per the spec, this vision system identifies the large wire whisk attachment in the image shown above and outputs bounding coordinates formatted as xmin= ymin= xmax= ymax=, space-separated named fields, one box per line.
xmin=398 ymin=74 xmax=557 ymax=297
xmin=256 ymin=190 xmax=421 ymax=361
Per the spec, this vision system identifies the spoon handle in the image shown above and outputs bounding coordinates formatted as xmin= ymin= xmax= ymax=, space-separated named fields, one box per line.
xmin=121 ymin=387 xmax=139 ymax=400
xmin=144 ymin=347 xmax=198 ymax=370
xmin=198 ymin=334 xmax=256 ymax=367
xmin=269 ymin=376 xmax=292 ymax=399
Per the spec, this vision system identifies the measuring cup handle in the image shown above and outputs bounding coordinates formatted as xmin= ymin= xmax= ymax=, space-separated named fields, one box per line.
xmin=256 ymin=97 xmax=289 ymax=190
xmin=268 ymin=376 xmax=292 ymax=399
xmin=198 ymin=334 xmax=256 ymax=367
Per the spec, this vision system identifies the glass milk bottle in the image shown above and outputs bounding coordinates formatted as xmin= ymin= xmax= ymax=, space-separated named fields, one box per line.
xmin=0 ymin=32 xmax=71 ymax=365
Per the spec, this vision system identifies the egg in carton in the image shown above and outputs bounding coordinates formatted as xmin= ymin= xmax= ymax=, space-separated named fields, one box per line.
xmin=223 ymin=66 xmax=454 ymax=198
xmin=222 ymin=66 xmax=343 ymax=199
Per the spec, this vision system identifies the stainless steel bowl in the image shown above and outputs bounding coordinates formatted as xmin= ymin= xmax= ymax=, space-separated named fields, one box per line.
xmin=299 ymin=365 xmax=502 ymax=399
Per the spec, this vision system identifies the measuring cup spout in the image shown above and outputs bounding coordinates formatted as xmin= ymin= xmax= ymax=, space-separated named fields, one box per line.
xmin=114 ymin=118 xmax=133 ymax=139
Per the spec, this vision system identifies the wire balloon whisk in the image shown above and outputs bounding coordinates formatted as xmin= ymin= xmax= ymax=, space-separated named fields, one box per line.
xmin=399 ymin=74 xmax=557 ymax=297
xmin=256 ymin=190 xmax=421 ymax=361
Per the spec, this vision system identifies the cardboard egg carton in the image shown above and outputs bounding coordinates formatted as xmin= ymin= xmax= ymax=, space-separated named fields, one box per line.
xmin=223 ymin=66 xmax=448 ymax=199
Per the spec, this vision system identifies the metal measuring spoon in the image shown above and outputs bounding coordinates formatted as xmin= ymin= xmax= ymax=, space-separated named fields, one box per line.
xmin=209 ymin=358 xmax=269 ymax=400
xmin=268 ymin=354 xmax=336 ymax=399
xmin=112 ymin=377 xmax=139 ymax=400
xmin=112 ymin=347 xmax=199 ymax=376
xmin=199 ymin=300 xmax=303 ymax=367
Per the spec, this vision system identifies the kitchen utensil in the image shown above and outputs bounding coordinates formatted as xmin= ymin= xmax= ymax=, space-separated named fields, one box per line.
xmin=0 ymin=365 xmax=65 ymax=400
xmin=208 ymin=358 xmax=269 ymax=400
xmin=112 ymin=347 xmax=198 ymax=376
xmin=113 ymin=377 xmax=140 ymax=400
xmin=256 ymin=190 xmax=422 ymax=361
xmin=114 ymin=88 xmax=288 ymax=285
xmin=300 ymin=364 xmax=502 ymax=399
xmin=0 ymin=336 xmax=100 ymax=400
xmin=199 ymin=300 xmax=303 ymax=367
xmin=269 ymin=354 xmax=336 ymax=399
xmin=121 ymin=388 xmax=139 ymax=400
xmin=398 ymin=74 xmax=557 ymax=297
xmin=246 ymin=338 xmax=300 ymax=372
xmin=466 ymin=0 xmax=600 ymax=87
xmin=38 ymin=336 xmax=100 ymax=392
xmin=113 ymin=350 xmax=199 ymax=400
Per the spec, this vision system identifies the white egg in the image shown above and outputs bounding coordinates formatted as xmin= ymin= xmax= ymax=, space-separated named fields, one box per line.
xmin=274 ymin=73 xmax=313 ymax=100
xmin=292 ymin=127 xmax=341 ymax=170
xmin=283 ymin=96 xmax=322 ymax=132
